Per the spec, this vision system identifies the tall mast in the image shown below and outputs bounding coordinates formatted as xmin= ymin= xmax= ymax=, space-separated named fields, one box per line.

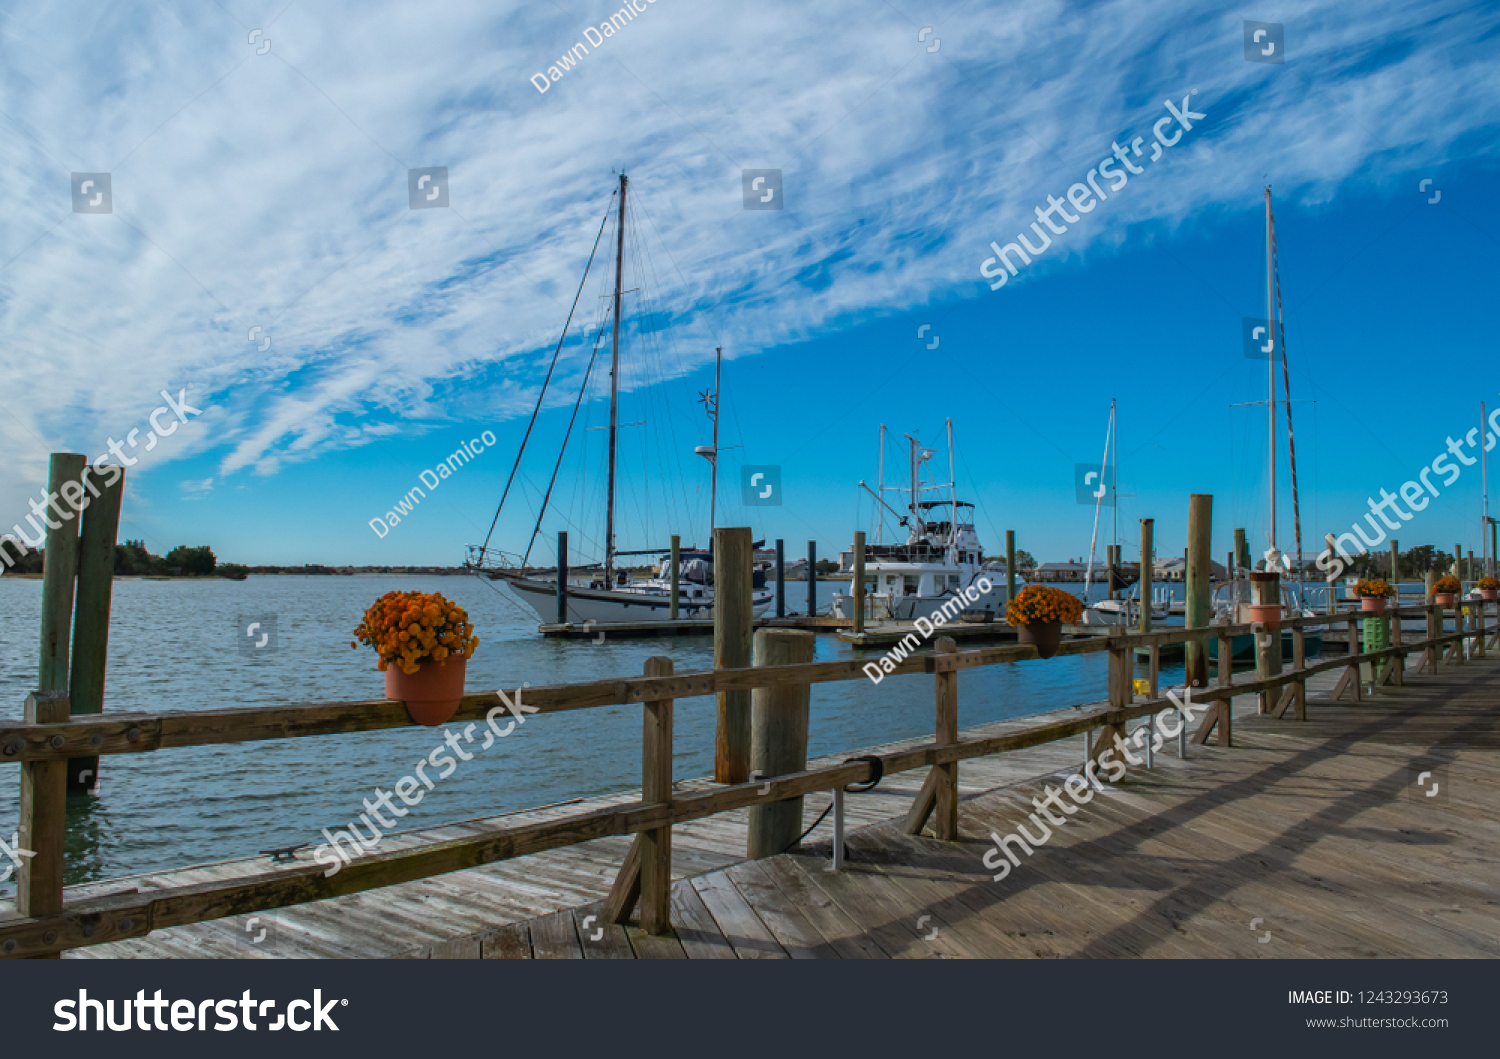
xmin=1266 ymin=186 xmax=1277 ymax=558
xmin=709 ymin=346 xmax=721 ymax=548
xmin=1484 ymin=400 xmax=1491 ymax=572
xmin=877 ymin=424 xmax=885 ymax=543
xmin=604 ymin=172 xmax=627 ymax=585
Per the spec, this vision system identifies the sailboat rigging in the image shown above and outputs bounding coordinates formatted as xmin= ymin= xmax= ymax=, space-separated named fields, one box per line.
xmin=466 ymin=172 xmax=774 ymax=623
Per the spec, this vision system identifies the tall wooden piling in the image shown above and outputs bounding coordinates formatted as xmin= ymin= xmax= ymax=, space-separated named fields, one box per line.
xmin=931 ymin=636 xmax=959 ymax=841
xmin=714 ymin=527 xmax=753 ymax=783
xmin=669 ymin=535 xmax=680 ymax=620
xmin=1455 ymin=544 xmax=1464 ymax=579
xmin=1185 ymin=494 xmax=1213 ymax=688
xmin=1139 ymin=519 xmax=1154 ymax=635
xmin=852 ymin=531 xmax=866 ymax=634
xmin=1390 ymin=539 xmax=1400 ymax=585
xmin=556 ymin=531 xmax=569 ymax=624
xmin=1234 ymin=527 xmax=1249 ymax=573
xmin=1005 ymin=529 xmax=1017 ymax=603
xmin=1326 ymin=533 xmax=1339 ymax=613
xmin=67 ymin=464 xmax=125 ymax=792
xmin=747 ymin=629 xmax=815 ymax=858
xmin=38 ymin=454 xmax=86 ymax=693
xmin=806 ymin=540 xmax=816 ymax=618
xmin=774 ymin=538 xmax=785 ymax=619
xmin=1251 ymin=571 xmax=1281 ymax=714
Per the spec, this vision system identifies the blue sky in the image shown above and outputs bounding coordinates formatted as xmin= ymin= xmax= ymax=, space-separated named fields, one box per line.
xmin=2 ymin=0 xmax=1499 ymax=569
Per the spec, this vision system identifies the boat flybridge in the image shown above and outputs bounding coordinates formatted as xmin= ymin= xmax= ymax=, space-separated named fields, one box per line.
xmin=830 ymin=423 xmax=1018 ymax=623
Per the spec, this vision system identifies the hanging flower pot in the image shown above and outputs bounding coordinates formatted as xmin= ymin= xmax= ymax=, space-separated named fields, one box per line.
xmin=1016 ymin=621 xmax=1064 ymax=659
xmin=1006 ymin=586 xmax=1083 ymax=660
xmin=1247 ymin=603 xmax=1282 ymax=626
xmin=1433 ymin=575 xmax=1460 ymax=609
xmin=352 ymin=590 xmax=480 ymax=727
xmin=385 ymin=655 xmax=469 ymax=727
xmin=1478 ymin=577 xmax=1498 ymax=602
xmin=1360 ymin=596 xmax=1386 ymax=614
xmin=1434 ymin=593 xmax=1457 ymax=607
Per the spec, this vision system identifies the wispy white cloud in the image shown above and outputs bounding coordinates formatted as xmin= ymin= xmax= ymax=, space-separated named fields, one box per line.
xmin=1 ymin=0 xmax=1497 ymax=522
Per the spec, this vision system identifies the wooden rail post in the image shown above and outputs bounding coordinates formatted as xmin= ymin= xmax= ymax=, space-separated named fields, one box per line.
xmin=1346 ymin=614 xmax=1364 ymax=700
xmin=17 ymin=690 xmax=70 ymax=957
xmin=1093 ymin=629 xmax=1131 ymax=762
xmin=714 ymin=527 xmax=753 ymax=783
xmin=774 ymin=538 xmax=784 ymax=619
xmin=1290 ymin=625 xmax=1307 ymax=719
xmin=603 ymin=656 xmax=675 ymax=930
xmin=852 ymin=531 xmax=866 ymax=635
xmin=556 ymin=531 xmax=569 ymax=624
xmin=640 ymin=656 xmax=674 ymax=933
xmin=1184 ymin=494 xmax=1213 ymax=688
xmin=1425 ymin=603 xmax=1440 ymax=674
xmin=1194 ymin=629 xmax=1233 ymax=746
xmin=747 ymin=630 xmax=815 ymax=858
xmin=1390 ymin=607 xmax=1404 ymax=685
xmin=68 ymin=464 xmax=125 ymax=793
xmin=1452 ymin=597 xmax=1466 ymax=666
xmin=1476 ymin=598 xmax=1487 ymax=658
xmin=669 ymin=534 xmax=680 ymax=620
xmin=1251 ymin=571 xmax=1280 ymax=714
xmin=1005 ymin=530 xmax=1017 ymax=605
xmin=932 ymin=637 xmax=960 ymax=840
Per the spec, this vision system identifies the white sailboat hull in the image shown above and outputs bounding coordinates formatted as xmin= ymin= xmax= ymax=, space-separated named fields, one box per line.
xmin=500 ymin=572 xmax=775 ymax=624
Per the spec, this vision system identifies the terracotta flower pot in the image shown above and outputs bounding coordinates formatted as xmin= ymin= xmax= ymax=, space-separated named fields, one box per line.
xmin=1434 ymin=592 xmax=1456 ymax=608
xmin=386 ymin=656 xmax=468 ymax=726
xmin=1482 ymin=589 xmax=1498 ymax=602
xmin=1247 ymin=603 xmax=1281 ymax=627
xmin=1017 ymin=621 xmax=1063 ymax=659
xmin=1360 ymin=596 xmax=1386 ymax=614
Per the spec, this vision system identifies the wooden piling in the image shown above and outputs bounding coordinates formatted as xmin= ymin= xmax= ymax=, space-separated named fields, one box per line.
xmin=1234 ymin=527 xmax=1248 ymax=574
xmin=67 ymin=464 xmax=125 ymax=793
xmin=1251 ymin=571 xmax=1280 ymax=714
xmin=1390 ymin=539 xmax=1400 ymax=585
xmin=747 ymin=629 xmax=815 ymax=858
xmin=556 ymin=531 xmax=569 ymax=625
xmin=1184 ymin=494 xmax=1213 ymax=688
xmin=714 ymin=527 xmax=753 ymax=783
xmin=1139 ymin=519 xmax=1154 ymax=635
xmin=774 ymin=538 xmax=785 ymax=619
xmin=1326 ymin=533 xmax=1339 ymax=613
xmin=38 ymin=454 xmax=86 ymax=693
xmin=1005 ymin=530 xmax=1017 ymax=603
xmin=852 ymin=531 xmax=866 ymax=635
xmin=669 ymin=535 xmax=680 ymax=620
xmin=806 ymin=540 xmax=816 ymax=619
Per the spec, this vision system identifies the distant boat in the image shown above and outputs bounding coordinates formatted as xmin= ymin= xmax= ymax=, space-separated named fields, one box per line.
xmin=466 ymin=173 xmax=772 ymax=623
xmin=830 ymin=422 xmax=1019 ymax=623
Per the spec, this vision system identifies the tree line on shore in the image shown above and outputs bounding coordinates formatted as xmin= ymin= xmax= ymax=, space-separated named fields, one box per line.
xmin=1 ymin=538 xmax=248 ymax=579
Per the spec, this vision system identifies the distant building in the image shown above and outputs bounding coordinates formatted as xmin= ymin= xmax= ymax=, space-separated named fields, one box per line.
xmin=1153 ymin=557 xmax=1228 ymax=581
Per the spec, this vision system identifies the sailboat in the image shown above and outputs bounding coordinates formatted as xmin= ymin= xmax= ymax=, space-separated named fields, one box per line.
xmin=466 ymin=173 xmax=774 ymax=623
xmin=1210 ymin=187 xmax=1323 ymax=661
xmin=1083 ymin=400 xmax=1166 ymax=626
xmin=829 ymin=422 xmax=1018 ymax=623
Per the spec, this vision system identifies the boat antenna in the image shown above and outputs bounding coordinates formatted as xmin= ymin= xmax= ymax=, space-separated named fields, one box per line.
xmin=604 ymin=171 xmax=627 ymax=586
xmin=476 ymin=190 xmax=615 ymax=563
xmin=695 ymin=347 xmax=722 ymax=551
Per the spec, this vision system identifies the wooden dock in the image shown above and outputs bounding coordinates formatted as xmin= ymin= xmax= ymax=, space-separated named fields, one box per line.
xmin=539 ymin=616 xmax=851 ymax=638
xmin=55 ymin=651 xmax=1500 ymax=958
xmin=440 ymin=653 xmax=1500 ymax=960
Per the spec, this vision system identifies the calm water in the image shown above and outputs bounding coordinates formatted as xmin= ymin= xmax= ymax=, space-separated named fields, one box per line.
xmin=0 ymin=573 xmax=1188 ymax=894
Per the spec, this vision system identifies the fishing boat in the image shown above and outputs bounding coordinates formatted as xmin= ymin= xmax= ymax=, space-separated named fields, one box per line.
xmin=1210 ymin=187 xmax=1321 ymax=661
xmin=829 ymin=423 xmax=1018 ymax=623
xmin=466 ymin=173 xmax=774 ymax=623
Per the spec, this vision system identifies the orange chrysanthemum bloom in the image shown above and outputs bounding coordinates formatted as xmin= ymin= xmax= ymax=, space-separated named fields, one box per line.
xmin=351 ymin=590 xmax=480 ymax=671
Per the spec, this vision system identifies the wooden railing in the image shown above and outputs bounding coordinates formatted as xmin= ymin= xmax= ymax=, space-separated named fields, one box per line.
xmin=1 ymin=600 xmax=1493 ymax=958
